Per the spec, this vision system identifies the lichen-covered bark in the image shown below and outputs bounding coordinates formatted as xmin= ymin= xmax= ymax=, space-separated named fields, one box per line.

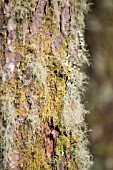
xmin=0 ymin=0 xmax=92 ymax=169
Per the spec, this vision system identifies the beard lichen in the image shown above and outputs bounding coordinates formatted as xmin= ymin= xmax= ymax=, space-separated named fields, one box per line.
xmin=1 ymin=97 xmax=16 ymax=169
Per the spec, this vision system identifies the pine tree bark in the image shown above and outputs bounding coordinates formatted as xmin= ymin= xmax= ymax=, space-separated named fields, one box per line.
xmin=0 ymin=0 xmax=92 ymax=169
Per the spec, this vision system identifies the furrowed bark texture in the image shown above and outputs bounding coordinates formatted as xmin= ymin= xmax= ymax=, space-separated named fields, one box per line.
xmin=0 ymin=0 xmax=93 ymax=169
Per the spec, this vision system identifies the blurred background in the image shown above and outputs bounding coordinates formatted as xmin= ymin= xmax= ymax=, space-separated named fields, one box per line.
xmin=85 ymin=0 xmax=113 ymax=169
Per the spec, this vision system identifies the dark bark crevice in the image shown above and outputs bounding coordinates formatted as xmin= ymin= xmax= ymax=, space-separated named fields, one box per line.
xmin=60 ymin=13 xmax=62 ymax=34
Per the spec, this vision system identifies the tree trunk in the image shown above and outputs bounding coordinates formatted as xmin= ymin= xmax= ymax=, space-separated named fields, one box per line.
xmin=0 ymin=0 xmax=92 ymax=169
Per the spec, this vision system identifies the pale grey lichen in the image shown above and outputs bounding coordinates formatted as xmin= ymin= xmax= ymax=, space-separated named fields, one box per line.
xmin=1 ymin=97 xmax=16 ymax=169
xmin=0 ymin=65 xmax=6 ymax=85
xmin=62 ymin=0 xmax=93 ymax=169
xmin=27 ymin=55 xmax=47 ymax=86
xmin=26 ymin=113 xmax=41 ymax=145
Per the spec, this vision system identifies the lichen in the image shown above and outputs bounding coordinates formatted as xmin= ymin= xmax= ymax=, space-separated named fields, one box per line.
xmin=1 ymin=96 xmax=16 ymax=169
xmin=62 ymin=0 xmax=93 ymax=169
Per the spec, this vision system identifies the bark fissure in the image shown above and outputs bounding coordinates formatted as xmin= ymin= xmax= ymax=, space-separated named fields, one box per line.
xmin=60 ymin=13 xmax=62 ymax=34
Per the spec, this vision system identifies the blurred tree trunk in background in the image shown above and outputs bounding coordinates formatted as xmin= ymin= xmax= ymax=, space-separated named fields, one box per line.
xmin=0 ymin=0 xmax=92 ymax=169
xmin=85 ymin=0 xmax=113 ymax=170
